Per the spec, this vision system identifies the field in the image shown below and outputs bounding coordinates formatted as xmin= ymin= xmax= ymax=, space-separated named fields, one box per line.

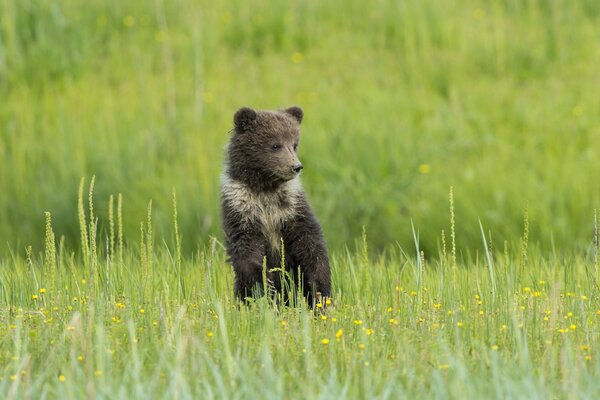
xmin=1 ymin=186 xmax=600 ymax=398
xmin=1 ymin=0 xmax=600 ymax=398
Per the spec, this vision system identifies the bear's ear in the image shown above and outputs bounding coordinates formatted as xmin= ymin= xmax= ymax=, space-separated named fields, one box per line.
xmin=284 ymin=106 xmax=303 ymax=124
xmin=234 ymin=107 xmax=258 ymax=132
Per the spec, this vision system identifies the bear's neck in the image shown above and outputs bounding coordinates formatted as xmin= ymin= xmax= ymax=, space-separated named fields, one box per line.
xmin=226 ymin=164 xmax=287 ymax=193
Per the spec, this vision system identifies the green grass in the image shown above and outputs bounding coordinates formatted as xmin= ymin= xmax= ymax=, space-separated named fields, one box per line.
xmin=2 ymin=0 xmax=600 ymax=397
xmin=1 ymin=0 xmax=599 ymax=252
xmin=1 ymin=185 xmax=600 ymax=398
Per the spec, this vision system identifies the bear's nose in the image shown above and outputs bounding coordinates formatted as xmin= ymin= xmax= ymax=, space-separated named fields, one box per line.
xmin=293 ymin=163 xmax=304 ymax=173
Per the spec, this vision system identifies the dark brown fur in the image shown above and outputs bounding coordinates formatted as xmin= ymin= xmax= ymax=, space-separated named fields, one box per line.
xmin=221 ymin=106 xmax=331 ymax=306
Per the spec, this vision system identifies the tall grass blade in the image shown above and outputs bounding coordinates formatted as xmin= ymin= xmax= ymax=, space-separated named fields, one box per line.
xmin=479 ymin=219 xmax=496 ymax=300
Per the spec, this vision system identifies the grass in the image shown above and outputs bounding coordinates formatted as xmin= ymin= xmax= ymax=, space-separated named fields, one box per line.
xmin=1 ymin=0 xmax=600 ymax=397
xmin=1 ymin=0 xmax=599 ymax=252
xmin=1 ymin=184 xmax=600 ymax=398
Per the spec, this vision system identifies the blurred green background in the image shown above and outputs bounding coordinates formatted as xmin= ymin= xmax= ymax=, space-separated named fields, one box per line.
xmin=0 ymin=0 xmax=599 ymax=255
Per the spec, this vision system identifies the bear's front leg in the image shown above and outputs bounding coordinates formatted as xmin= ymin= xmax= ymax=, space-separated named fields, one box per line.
xmin=285 ymin=208 xmax=331 ymax=306
xmin=232 ymin=256 xmax=267 ymax=301
xmin=223 ymin=219 xmax=270 ymax=301
xmin=304 ymin=255 xmax=331 ymax=307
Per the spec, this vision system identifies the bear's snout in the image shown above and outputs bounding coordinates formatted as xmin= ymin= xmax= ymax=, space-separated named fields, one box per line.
xmin=292 ymin=163 xmax=304 ymax=173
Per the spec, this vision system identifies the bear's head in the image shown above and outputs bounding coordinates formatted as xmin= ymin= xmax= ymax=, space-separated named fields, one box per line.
xmin=226 ymin=106 xmax=305 ymax=191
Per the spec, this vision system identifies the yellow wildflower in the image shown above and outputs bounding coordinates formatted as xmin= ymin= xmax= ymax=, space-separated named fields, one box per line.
xmin=291 ymin=52 xmax=304 ymax=64
xmin=123 ymin=16 xmax=135 ymax=28
xmin=418 ymin=164 xmax=431 ymax=174
xmin=202 ymin=92 xmax=214 ymax=103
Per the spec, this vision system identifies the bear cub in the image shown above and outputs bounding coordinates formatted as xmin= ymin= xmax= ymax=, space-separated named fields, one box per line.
xmin=221 ymin=106 xmax=331 ymax=306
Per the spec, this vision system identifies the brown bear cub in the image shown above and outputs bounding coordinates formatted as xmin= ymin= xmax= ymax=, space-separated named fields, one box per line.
xmin=221 ymin=106 xmax=331 ymax=306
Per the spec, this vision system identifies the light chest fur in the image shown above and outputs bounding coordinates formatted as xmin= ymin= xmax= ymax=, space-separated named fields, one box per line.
xmin=221 ymin=175 xmax=302 ymax=251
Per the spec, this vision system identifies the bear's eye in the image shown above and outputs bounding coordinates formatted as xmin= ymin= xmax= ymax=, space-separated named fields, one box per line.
xmin=271 ymin=144 xmax=281 ymax=151
xmin=293 ymin=143 xmax=298 ymax=152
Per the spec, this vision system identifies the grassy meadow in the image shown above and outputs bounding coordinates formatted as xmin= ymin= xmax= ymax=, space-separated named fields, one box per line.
xmin=1 ymin=185 xmax=600 ymax=398
xmin=1 ymin=0 xmax=600 ymax=398
xmin=1 ymin=0 xmax=599 ymax=251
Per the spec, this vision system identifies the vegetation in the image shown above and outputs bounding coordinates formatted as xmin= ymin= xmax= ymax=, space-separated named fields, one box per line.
xmin=1 ymin=183 xmax=600 ymax=397
xmin=1 ymin=0 xmax=599 ymax=251
xmin=1 ymin=0 xmax=600 ymax=398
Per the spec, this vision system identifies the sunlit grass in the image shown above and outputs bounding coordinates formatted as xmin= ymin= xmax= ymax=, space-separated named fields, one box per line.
xmin=1 ymin=0 xmax=599 ymax=252
xmin=1 ymin=186 xmax=599 ymax=398
xmin=1 ymin=0 xmax=600 ymax=397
